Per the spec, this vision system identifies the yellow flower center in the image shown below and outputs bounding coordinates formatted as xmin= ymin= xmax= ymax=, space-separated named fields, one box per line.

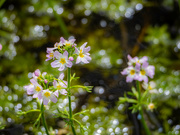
xmin=130 ymin=69 xmax=135 ymax=75
xmin=57 ymin=84 xmax=61 ymax=89
xmin=140 ymin=70 xmax=146 ymax=75
xmin=60 ymin=58 xmax=66 ymax=64
xmin=50 ymin=53 xmax=54 ymax=57
xmin=44 ymin=91 xmax=51 ymax=98
xmin=148 ymin=103 xmax=155 ymax=110
xmin=35 ymin=86 xmax=41 ymax=92
xmin=65 ymin=42 xmax=71 ymax=46
xmin=148 ymin=85 xmax=152 ymax=90
xmin=79 ymin=52 xmax=84 ymax=58
xmin=37 ymin=75 xmax=42 ymax=80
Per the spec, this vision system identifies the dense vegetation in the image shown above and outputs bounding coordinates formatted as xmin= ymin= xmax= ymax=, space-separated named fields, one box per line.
xmin=0 ymin=0 xmax=180 ymax=134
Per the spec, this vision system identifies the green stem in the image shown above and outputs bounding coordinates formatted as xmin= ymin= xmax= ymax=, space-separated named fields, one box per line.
xmin=67 ymin=68 xmax=76 ymax=135
xmin=136 ymin=81 xmax=151 ymax=135
xmin=0 ymin=0 xmax=6 ymax=8
xmin=41 ymin=103 xmax=49 ymax=135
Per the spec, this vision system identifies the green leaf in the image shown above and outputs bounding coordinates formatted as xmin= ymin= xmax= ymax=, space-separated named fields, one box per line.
xmin=119 ymin=97 xmax=127 ymax=103
xmin=56 ymin=107 xmax=69 ymax=119
xmin=132 ymin=87 xmax=138 ymax=99
xmin=73 ymin=109 xmax=89 ymax=117
xmin=141 ymin=90 xmax=148 ymax=101
xmin=127 ymin=92 xmax=134 ymax=96
xmin=33 ymin=113 xmax=41 ymax=128
xmin=126 ymin=98 xmax=138 ymax=103
xmin=70 ymin=85 xmax=93 ymax=92
xmin=0 ymin=0 xmax=5 ymax=8
xmin=17 ymin=109 xmax=40 ymax=116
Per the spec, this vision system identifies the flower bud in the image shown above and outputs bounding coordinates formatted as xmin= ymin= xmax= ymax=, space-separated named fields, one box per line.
xmin=148 ymin=103 xmax=155 ymax=110
xmin=44 ymin=79 xmax=48 ymax=84
xmin=34 ymin=69 xmax=40 ymax=77
xmin=69 ymin=56 xmax=74 ymax=61
xmin=0 ymin=44 xmax=2 ymax=51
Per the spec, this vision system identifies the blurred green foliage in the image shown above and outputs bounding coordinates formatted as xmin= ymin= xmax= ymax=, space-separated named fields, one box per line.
xmin=0 ymin=0 xmax=180 ymax=134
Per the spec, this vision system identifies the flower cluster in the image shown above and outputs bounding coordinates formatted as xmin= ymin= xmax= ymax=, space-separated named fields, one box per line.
xmin=121 ymin=55 xmax=155 ymax=83
xmin=46 ymin=37 xmax=91 ymax=71
xmin=24 ymin=37 xmax=92 ymax=105
xmin=24 ymin=69 xmax=68 ymax=105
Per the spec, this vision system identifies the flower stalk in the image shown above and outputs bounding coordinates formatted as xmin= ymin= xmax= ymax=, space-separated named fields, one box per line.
xmin=67 ymin=68 xmax=76 ymax=135
xmin=136 ymin=81 xmax=151 ymax=135
xmin=41 ymin=103 xmax=49 ymax=135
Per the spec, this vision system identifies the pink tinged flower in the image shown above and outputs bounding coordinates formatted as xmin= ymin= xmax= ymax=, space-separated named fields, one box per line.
xmin=137 ymin=69 xmax=149 ymax=83
xmin=60 ymin=37 xmax=76 ymax=47
xmin=34 ymin=69 xmax=41 ymax=77
xmin=121 ymin=66 xmax=138 ymax=82
xmin=69 ymin=56 xmax=74 ymax=61
xmin=137 ymin=64 xmax=154 ymax=83
xmin=30 ymin=79 xmax=43 ymax=99
xmin=53 ymin=73 xmax=67 ymax=96
xmin=75 ymin=42 xmax=92 ymax=64
xmin=127 ymin=55 xmax=148 ymax=66
xmin=139 ymin=56 xmax=148 ymax=63
xmin=24 ymin=84 xmax=34 ymax=95
xmin=51 ymin=51 xmax=72 ymax=71
xmin=127 ymin=55 xmax=139 ymax=66
xmin=32 ymin=69 xmax=47 ymax=80
xmin=0 ymin=44 xmax=2 ymax=50
xmin=54 ymin=42 xmax=64 ymax=49
xmin=46 ymin=48 xmax=55 ymax=61
xmin=42 ymin=89 xmax=57 ymax=105
xmin=146 ymin=65 xmax=155 ymax=78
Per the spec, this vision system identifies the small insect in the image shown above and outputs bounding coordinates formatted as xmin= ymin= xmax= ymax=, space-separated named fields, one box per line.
xmin=58 ymin=44 xmax=65 ymax=49
xmin=54 ymin=42 xmax=65 ymax=49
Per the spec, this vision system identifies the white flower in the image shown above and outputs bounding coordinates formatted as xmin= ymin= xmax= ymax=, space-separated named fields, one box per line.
xmin=142 ymin=81 xmax=158 ymax=94
xmin=42 ymin=89 xmax=57 ymax=105
xmin=51 ymin=51 xmax=72 ymax=71
xmin=75 ymin=42 xmax=91 ymax=64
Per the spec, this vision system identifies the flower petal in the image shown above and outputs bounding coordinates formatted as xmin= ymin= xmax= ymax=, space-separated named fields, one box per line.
xmin=51 ymin=60 xmax=60 ymax=68
xmin=69 ymin=38 xmax=76 ymax=44
xmin=58 ymin=65 xmax=65 ymax=71
xmin=60 ymin=37 xmax=66 ymax=44
xmin=37 ymin=92 xmax=42 ymax=99
xmin=54 ymin=51 xmax=61 ymax=59
xmin=126 ymin=75 xmax=133 ymax=82
xmin=84 ymin=46 xmax=91 ymax=53
xmin=75 ymin=47 xmax=79 ymax=54
xmin=50 ymin=94 xmax=57 ymax=103
xmin=60 ymin=89 xmax=68 ymax=95
xmin=30 ymin=79 xmax=38 ymax=86
xmin=80 ymin=42 xmax=87 ymax=50
xmin=53 ymin=80 xmax=57 ymax=87
xmin=63 ymin=51 xmax=68 ymax=59
xmin=58 ymin=73 xmax=64 ymax=80
xmin=43 ymin=98 xmax=49 ymax=105
xmin=85 ymin=55 xmax=91 ymax=61
xmin=66 ymin=61 xmax=73 ymax=67
xmin=54 ymin=90 xmax=59 ymax=97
